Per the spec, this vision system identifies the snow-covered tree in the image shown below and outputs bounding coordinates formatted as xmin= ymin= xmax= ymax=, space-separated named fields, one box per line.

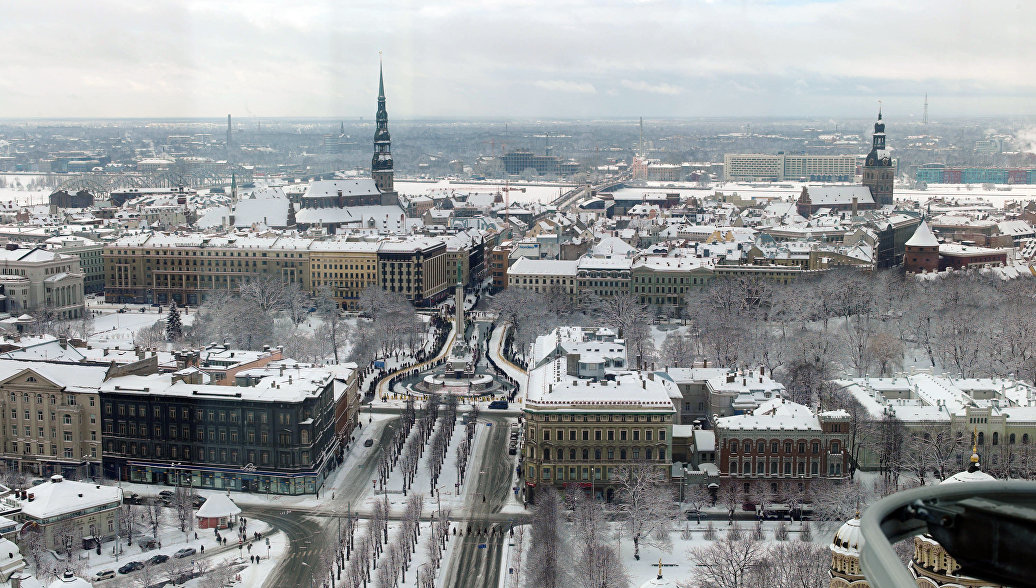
xmin=528 ymin=487 xmax=566 ymax=587
xmin=166 ymin=301 xmax=183 ymax=340
xmin=614 ymin=463 xmax=679 ymax=559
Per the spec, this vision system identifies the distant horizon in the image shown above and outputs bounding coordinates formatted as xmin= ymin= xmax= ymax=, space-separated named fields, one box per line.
xmin=1 ymin=1 xmax=1032 ymax=120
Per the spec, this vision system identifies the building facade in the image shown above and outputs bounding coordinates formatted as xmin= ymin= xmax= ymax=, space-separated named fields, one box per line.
xmin=0 ymin=247 xmax=85 ymax=319
xmin=522 ymin=327 xmax=677 ymax=503
xmin=724 ymin=154 xmax=859 ymax=182
xmin=0 ymin=361 xmax=106 ymax=479
xmin=100 ymin=368 xmax=344 ymax=495
xmin=715 ymin=401 xmax=850 ymax=496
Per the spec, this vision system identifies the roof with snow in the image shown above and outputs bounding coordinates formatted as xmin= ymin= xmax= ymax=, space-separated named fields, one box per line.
xmin=196 ymin=493 xmax=241 ymax=519
xmin=21 ymin=476 xmax=121 ymax=520
xmin=905 ymin=220 xmax=938 ymax=247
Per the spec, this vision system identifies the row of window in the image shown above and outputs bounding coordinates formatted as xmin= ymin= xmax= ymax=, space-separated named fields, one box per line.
xmin=728 ymin=439 xmax=838 ymax=455
xmin=9 ymin=409 xmax=86 ymax=425
xmin=538 ymin=446 xmax=667 ymax=462
xmin=8 ymin=441 xmax=90 ymax=459
xmin=540 ymin=428 xmax=666 ymax=442
xmin=105 ymin=441 xmax=307 ymax=466
xmin=7 ymin=391 xmax=86 ymax=406
xmin=9 ymin=425 xmax=94 ymax=441
xmin=729 ymin=458 xmax=843 ymax=477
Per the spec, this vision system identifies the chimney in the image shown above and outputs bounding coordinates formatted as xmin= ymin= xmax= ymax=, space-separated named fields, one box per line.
xmin=851 ymin=197 xmax=858 ymax=216
xmin=58 ymin=336 xmax=67 ymax=350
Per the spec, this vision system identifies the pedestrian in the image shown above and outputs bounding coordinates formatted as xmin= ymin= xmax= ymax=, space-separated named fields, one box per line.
xmin=195 ymin=532 xmax=198 ymax=540
xmin=200 ymin=545 xmax=204 ymax=554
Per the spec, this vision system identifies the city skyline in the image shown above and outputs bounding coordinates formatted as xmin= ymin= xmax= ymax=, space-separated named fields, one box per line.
xmin=0 ymin=0 xmax=1032 ymax=119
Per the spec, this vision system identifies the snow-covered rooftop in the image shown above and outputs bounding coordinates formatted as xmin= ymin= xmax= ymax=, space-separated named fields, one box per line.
xmin=20 ymin=475 xmax=121 ymax=520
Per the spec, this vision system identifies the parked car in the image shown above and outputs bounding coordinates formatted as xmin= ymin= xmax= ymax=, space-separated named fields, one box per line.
xmin=488 ymin=400 xmax=508 ymax=409
xmin=125 ymin=492 xmax=142 ymax=505
xmin=192 ymin=496 xmax=207 ymax=508
xmin=138 ymin=536 xmax=158 ymax=550
xmin=158 ymin=490 xmax=174 ymax=498
xmin=95 ymin=570 xmax=116 ymax=581
xmin=173 ymin=547 xmax=196 ymax=559
xmin=148 ymin=554 xmax=170 ymax=565
xmin=363 ymin=439 xmax=374 ymax=448
xmin=118 ymin=561 xmax=144 ymax=574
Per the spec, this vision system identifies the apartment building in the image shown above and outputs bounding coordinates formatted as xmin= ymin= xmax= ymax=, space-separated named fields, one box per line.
xmin=309 ymin=241 xmax=379 ymax=309
xmin=0 ymin=360 xmax=106 ymax=479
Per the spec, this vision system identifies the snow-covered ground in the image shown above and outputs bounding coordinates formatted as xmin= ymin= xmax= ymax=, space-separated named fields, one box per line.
xmin=64 ymin=509 xmax=275 ymax=587
xmin=396 ymin=180 xmax=575 ymax=206
xmin=508 ymin=519 xmax=835 ymax=588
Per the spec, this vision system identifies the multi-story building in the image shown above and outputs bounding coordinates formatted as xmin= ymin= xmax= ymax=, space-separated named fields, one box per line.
xmin=724 ymin=154 xmax=859 ymax=182
xmin=103 ymin=233 xmax=453 ymax=308
xmin=377 ymin=237 xmax=450 ymax=307
xmin=103 ymin=233 xmax=311 ymax=306
xmin=506 ymin=257 xmax=578 ymax=299
xmin=916 ymin=163 xmax=1036 ymax=185
xmin=715 ymin=399 xmax=850 ymax=496
xmin=576 ymin=255 xmax=632 ymax=299
xmin=489 ymin=241 xmax=513 ymax=291
xmin=522 ymin=327 xmax=677 ymax=503
xmin=309 ymin=241 xmax=380 ymax=309
xmin=0 ymin=246 xmax=85 ymax=319
xmin=100 ymin=366 xmax=348 ymax=495
xmin=0 ymin=360 xmax=106 ymax=479
xmin=631 ymin=256 xmax=713 ymax=307
xmin=44 ymin=235 xmax=105 ymax=294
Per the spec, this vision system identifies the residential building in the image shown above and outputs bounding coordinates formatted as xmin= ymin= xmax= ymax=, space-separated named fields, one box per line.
xmin=377 ymin=237 xmax=450 ymax=307
xmin=796 ymin=185 xmax=876 ymax=217
xmin=489 ymin=241 xmax=513 ymax=291
xmin=308 ymin=241 xmax=380 ymax=310
xmin=658 ymin=366 xmax=786 ymax=425
xmin=0 ymin=247 xmax=84 ymax=319
xmin=0 ymin=360 xmax=106 ymax=479
xmin=522 ymin=327 xmax=678 ymax=503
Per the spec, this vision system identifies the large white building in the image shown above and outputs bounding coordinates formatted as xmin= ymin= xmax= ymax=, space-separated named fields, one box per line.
xmin=0 ymin=247 xmax=85 ymax=320
xmin=16 ymin=475 xmax=122 ymax=550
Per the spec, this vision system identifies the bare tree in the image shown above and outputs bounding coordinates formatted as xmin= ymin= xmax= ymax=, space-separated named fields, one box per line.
xmin=868 ymin=331 xmax=904 ymax=376
xmin=171 ymin=484 xmax=196 ymax=538
xmin=660 ymin=330 xmax=694 ymax=368
xmin=239 ymin=275 xmax=288 ymax=313
xmin=316 ymin=286 xmax=345 ymax=363
xmin=144 ymin=497 xmax=164 ymax=542
xmin=685 ymin=537 xmax=768 ymax=588
xmin=528 ymin=487 xmax=566 ymax=588
xmin=614 ymin=463 xmax=679 ymax=559
xmin=686 ymin=484 xmax=712 ymax=524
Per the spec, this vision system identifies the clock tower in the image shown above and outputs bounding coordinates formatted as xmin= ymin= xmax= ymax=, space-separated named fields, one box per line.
xmin=862 ymin=108 xmax=894 ymax=206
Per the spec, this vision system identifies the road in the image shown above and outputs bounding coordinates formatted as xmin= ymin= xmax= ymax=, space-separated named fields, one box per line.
xmin=257 ymin=415 xmax=401 ymax=588
xmin=441 ymin=412 xmax=520 ymax=588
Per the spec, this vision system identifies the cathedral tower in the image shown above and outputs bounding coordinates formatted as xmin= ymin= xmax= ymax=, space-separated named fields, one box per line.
xmin=372 ymin=59 xmax=396 ymax=204
xmin=862 ymin=108 xmax=894 ymax=206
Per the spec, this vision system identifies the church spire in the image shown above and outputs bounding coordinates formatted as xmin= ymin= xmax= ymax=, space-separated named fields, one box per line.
xmin=372 ymin=55 xmax=394 ymax=198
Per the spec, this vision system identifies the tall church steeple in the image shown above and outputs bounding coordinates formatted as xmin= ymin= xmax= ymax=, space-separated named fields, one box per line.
xmin=862 ymin=105 xmax=894 ymax=207
xmin=372 ymin=57 xmax=395 ymax=200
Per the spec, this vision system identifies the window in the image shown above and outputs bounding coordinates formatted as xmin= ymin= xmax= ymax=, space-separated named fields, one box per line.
xmin=569 ymin=429 xmax=576 ymax=441
xmin=543 ymin=430 xmax=550 ymax=441
xmin=1010 ymin=434 xmax=1016 ymax=445
xmin=620 ymin=430 xmax=627 ymax=441
xmin=620 ymin=449 xmax=627 ymax=460
xmin=659 ymin=430 xmax=665 ymax=441
xmin=771 ymin=441 xmax=778 ymax=453
xmin=63 ymin=414 xmax=72 ymax=425
xmin=543 ymin=448 xmax=550 ymax=461
xmin=582 ymin=430 xmax=589 ymax=441
xmin=646 ymin=430 xmax=653 ymax=441
xmin=730 ymin=441 xmax=739 ymax=453
xmin=812 ymin=442 xmax=820 ymax=454
xmin=632 ymin=430 xmax=640 ymax=441
xmin=607 ymin=430 xmax=614 ymax=441
xmin=594 ymin=430 xmax=602 ymax=441
xmin=784 ymin=441 xmax=792 ymax=453
xmin=992 ymin=432 xmax=999 ymax=446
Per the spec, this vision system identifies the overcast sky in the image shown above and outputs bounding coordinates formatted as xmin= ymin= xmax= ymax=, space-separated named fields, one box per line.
xmin=1 ymin=0 xmax=1031 ymax=120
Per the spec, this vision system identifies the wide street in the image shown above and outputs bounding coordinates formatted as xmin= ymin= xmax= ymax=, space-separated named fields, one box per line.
xmin=253 ymin=393 xmax=522 ymax=587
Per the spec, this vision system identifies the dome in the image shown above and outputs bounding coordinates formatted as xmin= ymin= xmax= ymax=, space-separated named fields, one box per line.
xmin=831 ymin=517 xmax=864 ymax=556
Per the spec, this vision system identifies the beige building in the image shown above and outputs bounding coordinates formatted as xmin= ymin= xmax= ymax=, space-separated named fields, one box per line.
xmin=0 ymin=361 xmax=106 ymax=479
xmin=104 ymin=232 xmax=453 ymax=308
xmin=522 ymin=327 xmax=677 ymax=503
xmin=724 ymin=153 xmax=859 ymax=182
xmin=0 ymin=247 xmax=85 ymax=320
